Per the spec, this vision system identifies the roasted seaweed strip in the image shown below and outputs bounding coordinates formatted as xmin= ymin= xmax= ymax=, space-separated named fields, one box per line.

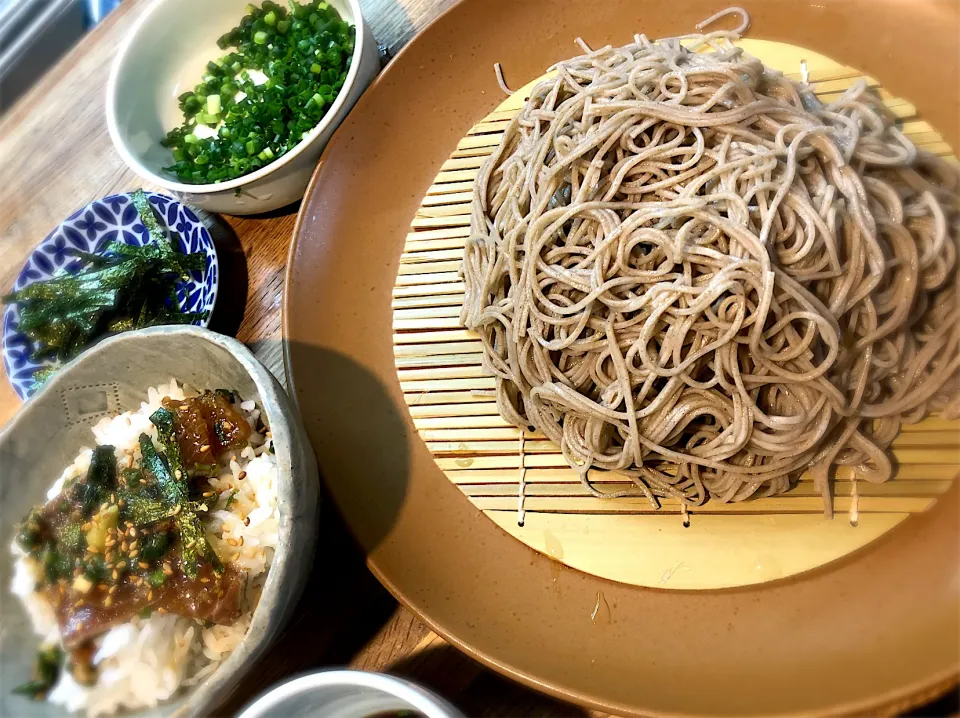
xmin=1 ymin=191 xmax=209 ymax=378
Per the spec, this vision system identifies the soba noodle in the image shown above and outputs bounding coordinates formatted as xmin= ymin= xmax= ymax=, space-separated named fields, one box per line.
xmin=460 ymin=12 xmax=960 ymax=515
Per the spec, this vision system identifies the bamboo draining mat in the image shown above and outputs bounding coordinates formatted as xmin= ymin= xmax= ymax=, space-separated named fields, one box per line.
xmin=393 ymin=38 xmax=959 ymax=589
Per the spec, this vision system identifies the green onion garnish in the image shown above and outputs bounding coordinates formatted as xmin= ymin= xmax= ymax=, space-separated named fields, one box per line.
xmin=161 ymin=0 xmax=355 ymax=185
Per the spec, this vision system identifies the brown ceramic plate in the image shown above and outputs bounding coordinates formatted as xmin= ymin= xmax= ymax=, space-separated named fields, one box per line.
xmin=284 ymin=1 xmax=960 ymax=715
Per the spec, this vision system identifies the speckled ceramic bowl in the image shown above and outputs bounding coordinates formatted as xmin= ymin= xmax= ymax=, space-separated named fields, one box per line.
xmin=0 ymin=325 xmax=319 ymax=717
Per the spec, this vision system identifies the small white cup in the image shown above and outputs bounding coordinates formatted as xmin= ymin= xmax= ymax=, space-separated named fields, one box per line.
xmin=237 ymin=670 xmax=464 ymax=718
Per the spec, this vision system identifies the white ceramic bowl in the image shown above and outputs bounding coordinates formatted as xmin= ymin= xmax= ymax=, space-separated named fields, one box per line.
xmin=106 ymin=0 xmax=379 ymax=215
xmin=237 ymin=670 xmax=464 ymax=718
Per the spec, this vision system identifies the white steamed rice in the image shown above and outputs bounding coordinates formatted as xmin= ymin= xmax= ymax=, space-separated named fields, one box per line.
xmin=10 ymin=380 xmax=279 ymax=716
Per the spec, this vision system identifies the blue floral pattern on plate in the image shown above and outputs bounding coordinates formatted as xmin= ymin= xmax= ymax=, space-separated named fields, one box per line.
xmin=2 ymin=193 xmax=218 ymax=399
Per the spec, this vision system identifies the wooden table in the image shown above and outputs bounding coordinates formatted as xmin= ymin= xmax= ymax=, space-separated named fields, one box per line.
xmin=0 ymin=2 xmax=957 ymax=716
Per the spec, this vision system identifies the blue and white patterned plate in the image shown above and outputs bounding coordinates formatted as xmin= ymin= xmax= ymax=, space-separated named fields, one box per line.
xmin=2 ymin=192 xmax=219 ymax=399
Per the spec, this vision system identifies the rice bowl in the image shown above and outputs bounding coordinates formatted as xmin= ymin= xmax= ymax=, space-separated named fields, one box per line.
xmin=11 ymin=379 xmax=281 ymax=716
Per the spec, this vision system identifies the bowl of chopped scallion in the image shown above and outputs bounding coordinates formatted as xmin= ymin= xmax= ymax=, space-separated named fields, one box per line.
xmin=106 ymin=0 xmax=379 ymax=215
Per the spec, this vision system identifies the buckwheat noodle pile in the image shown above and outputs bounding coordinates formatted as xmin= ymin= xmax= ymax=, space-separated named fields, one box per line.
xmin=460 ymin=8 xmax=960 ymax=515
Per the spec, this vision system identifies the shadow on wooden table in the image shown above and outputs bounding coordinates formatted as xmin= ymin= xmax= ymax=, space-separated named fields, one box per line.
xmin=201 ymin=212 xmax=248 ymax=338
xmin=215 ymin=492 xmax=400 ymax=715
xmin=232 ymin=199 xmax=304 ymax=222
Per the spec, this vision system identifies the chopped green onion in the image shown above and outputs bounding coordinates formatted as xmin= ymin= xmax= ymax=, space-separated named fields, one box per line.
xmin=162 ymin=0 xmax=353 ymax=184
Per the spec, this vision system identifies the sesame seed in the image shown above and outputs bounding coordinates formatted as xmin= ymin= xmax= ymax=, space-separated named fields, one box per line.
xmin=109 ymin=585 xmax=118 ymax=595
xmin=200 ymin=444 xmax=211 ymax=453
xmin=139 ymin=478 xmax=147 ymax=485
xmin=130 ymin=550 xmax=139 ymax=558
xmin=110 ymin=493 xmax=116 ymax=503
xmin=138 ymin=562 xmax=149 ymax=569
xmin=105 ymin=539 xmax=116 ymax=548
xmin=147 ymin=590 xmax=154 ymax=601
xmin=238 ymin=471 xmax=247 ymax=480
xmin=175 ymin=469 xmax=182 ymax=480
xmin=227 ymin=538 xmax=238 ymax=546
xmin=97 ymin=584 xmax=108 ymax=591
xmin=87 ymin=546 xmax=99 ymax=555
xmin=238 ymin=536 xmax=244 ymax=546
xmin=112 ymin=570 xmax=119 ymax=580
xmin=118 ymin=499 xmax=126 ymax=508
xmin=121 ymin=541 xmax=129 ymax=552
xmin=203 ymin=491 xmax=215 ymax=498
xmin=244 ymin=517 xmax=250 ymax=526
xmin=117 ymin=561 xmax=127 ymax=570
xmin=129 ymin=527 xmax=137 ymax=538
xmin=104 ymin=597 xmax=113 ymax=608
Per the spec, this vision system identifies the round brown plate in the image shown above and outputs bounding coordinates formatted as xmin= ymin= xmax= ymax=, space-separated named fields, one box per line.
xmin=284 ymin=1 xmax=960 ymax=715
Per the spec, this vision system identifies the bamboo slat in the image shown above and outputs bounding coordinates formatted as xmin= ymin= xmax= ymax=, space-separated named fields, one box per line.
xmin=392 ymin=38 xmax=959 ymax=590
xmin=459 ymin=480 xmax=951 ymax=498
xmin=441 ymin=466 xmax=959 ymax=484
xmin=470 ymin=495 xmax=935 ymax=515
